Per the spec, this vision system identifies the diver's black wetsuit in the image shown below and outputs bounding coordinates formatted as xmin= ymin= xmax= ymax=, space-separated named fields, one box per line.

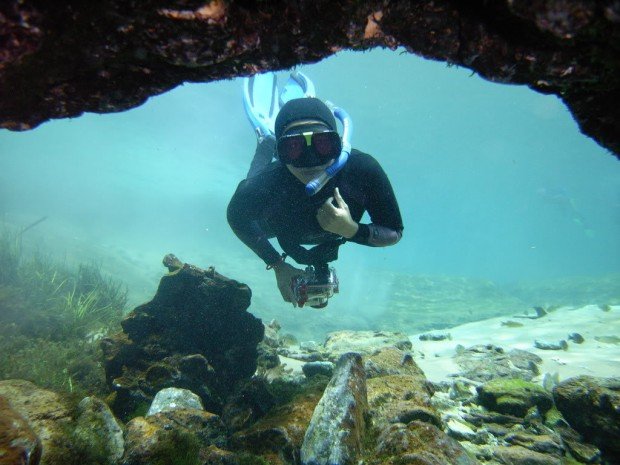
xmin=227 ymin=149 xmax=404 ymax=268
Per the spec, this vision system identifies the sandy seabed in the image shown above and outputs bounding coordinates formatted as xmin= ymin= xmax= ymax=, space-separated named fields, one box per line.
xmin=410 ymin=304 xmax=620 ymax=383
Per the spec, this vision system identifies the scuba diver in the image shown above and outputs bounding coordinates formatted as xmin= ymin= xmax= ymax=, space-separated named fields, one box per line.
xmin=227 ymin=72 xmax=403 ymax=308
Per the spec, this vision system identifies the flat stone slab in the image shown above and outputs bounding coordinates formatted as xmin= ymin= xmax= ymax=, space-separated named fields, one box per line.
xmin=323 ymin=330 xmax=412 ymax=361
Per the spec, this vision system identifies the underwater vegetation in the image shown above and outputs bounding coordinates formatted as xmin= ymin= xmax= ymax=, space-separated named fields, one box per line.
xmin=0 ymin=226 xmax=127 ymax=395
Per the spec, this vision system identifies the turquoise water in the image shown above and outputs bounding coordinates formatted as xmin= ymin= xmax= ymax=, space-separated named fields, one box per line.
xmin=1 ymin=49 xmax=619 ymax=338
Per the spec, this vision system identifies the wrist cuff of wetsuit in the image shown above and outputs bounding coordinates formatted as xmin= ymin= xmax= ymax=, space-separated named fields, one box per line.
xmin=266 ymin=253 xmax=287 ymax=270
xmin=348 ymin=223 xmax=370 ymax=244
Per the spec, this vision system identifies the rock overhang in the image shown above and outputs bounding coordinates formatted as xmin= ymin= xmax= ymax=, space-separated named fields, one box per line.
xmin=1 ymin=0 xmax=618 ymax=158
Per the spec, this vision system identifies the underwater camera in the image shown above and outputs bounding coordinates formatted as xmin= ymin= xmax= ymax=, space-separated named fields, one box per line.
xmin=291 ymin=265 xmax=339 ymax=308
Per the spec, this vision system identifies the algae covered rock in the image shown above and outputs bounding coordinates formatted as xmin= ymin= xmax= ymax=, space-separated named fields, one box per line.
xmin=367 ymin=374 xmax=441 ymax=430
xmin=373 ymin=421 xmax=480 ymax=465
xmin=556 ymin=426 xmax=601 ymax=464
xmin=102 ymin=256 xmax=264 ymax=418
xmin=74 ymin=396 xmax=125 ymax=464
xmin=476 ymin=378 xmax=553 ymax=417
xmin=553 ymin=375 xmax=620 ymax=458
xmin=504 ymin=432 xmax=563 ymax=456
xmin=492 ymin=445 xmax=561 ymax=465
xmin=363 ymin=347 xmax=425 ymax=379
xmin=123 ymin=409 xmax=226 ymax=465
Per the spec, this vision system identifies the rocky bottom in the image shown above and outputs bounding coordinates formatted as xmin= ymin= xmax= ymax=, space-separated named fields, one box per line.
xmin=1 ymin=259 xmax=617 ymax=465
xmin=1 ymin=326 xmax=618 ymax=465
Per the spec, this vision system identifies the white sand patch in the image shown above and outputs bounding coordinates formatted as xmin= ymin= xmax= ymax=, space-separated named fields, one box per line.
xmin=279 ymin=355 xmax=306 ymax=374
xmin=410 ymin=305 xmax=620 ymax=384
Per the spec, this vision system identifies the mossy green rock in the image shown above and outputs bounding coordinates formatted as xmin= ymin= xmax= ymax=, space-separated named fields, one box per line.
xmin=477 ymin=378 xmax=553 ymax=417
xmin=74 ymin=397 xmax=124 ymax=465
xmin=124 ymin=419 xmax=201 ymax=465
xmin=543 ymin=405 xmax=566 ymax=429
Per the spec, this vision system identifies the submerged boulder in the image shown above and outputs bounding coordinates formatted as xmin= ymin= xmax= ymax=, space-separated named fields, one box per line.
xmin=553 ymin=376 xmax=620 ymax=458
xmin=220 ymin=378 xmax=278 ymax=432
xmin=102 ymin=255 xmax=264 ymax=418
xmin=503 ymin=432 xmax=564 ymax=460
xmin=0 ymin=395 xmax=41 ymax=465
xmin=147 ymin=387 xmax=204 ymax=416
xmin=0 ymin=380 xmax=73 ymax=465
xmin=553 ymin=424 xmax=601 ymax=464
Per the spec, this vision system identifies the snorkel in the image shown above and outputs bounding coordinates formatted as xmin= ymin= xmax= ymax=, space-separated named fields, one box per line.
xmin=305 ymin=103 xmax=353 ymax=196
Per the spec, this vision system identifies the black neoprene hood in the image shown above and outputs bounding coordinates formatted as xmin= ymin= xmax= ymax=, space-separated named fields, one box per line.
xmin=274 ymin=98 xmax=337 ymax=139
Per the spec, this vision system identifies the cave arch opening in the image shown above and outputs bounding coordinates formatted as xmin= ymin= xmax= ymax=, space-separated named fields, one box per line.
xmin=0 ymin=48 xmax=618 ymax=333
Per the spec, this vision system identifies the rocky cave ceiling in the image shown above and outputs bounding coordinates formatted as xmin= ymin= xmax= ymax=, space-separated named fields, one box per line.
xmin=1 ymin=1 xmax=619 ymax=158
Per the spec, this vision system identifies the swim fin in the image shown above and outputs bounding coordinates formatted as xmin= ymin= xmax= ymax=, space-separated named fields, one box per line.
xmin=242 ymin=72 xmax=279 ymax=141
xmin=279 ymin=70 xmax=316 ymax=105
xmin=243 ymin=71 xmax=317 ymax=140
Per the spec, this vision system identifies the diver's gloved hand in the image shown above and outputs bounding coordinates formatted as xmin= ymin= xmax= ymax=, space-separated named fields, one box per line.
xmin=316 ymin=187 xmax=359 ymax=238
xmin=272 ymin=262 xmax=304 ymax=307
